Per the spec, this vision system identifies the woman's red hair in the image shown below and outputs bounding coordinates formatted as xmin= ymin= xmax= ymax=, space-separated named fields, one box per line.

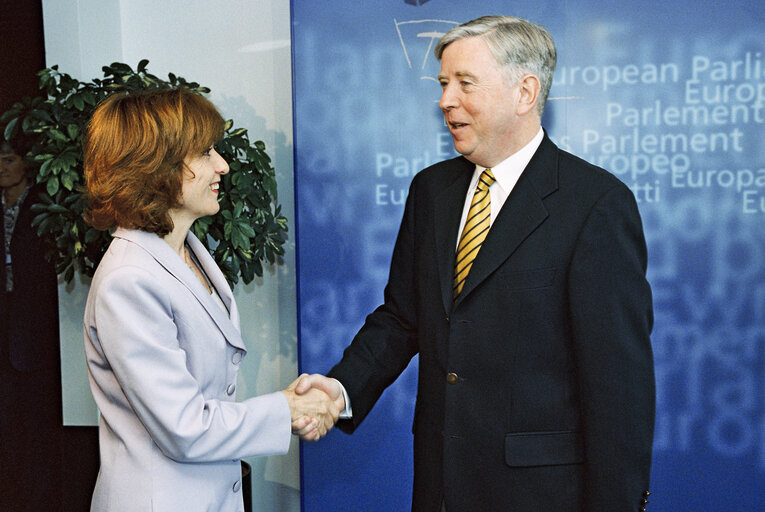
xmin=83 ymin=88 xmax=224 ymax=235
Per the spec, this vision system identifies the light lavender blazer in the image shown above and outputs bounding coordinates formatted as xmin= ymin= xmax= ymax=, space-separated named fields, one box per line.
xmin=84 ymin=228 xmax=290 ymax=512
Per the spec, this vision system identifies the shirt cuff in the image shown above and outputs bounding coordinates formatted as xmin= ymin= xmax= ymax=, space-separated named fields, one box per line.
xmin=332 ymin=378 xmax=353 ymax=419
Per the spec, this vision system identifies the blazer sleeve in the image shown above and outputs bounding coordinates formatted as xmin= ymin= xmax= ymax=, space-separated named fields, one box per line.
xmin=567 ymin=183 xmax=655 ymax=510
xmin=328 ymin=178 xmax=420 ymax=431
xmin=88 ymin=264 xmax=291 ymax=462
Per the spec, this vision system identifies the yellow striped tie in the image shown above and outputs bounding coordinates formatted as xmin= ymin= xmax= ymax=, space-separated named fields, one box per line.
xmin=453 ymin=169 xmax=495 ymax=299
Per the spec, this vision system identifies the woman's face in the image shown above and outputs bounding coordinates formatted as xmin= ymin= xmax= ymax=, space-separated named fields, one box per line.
xmin=0 ymin=151 xmax=28 ymax=190
xmin=177 ymin=145 xmax=229 ymax=220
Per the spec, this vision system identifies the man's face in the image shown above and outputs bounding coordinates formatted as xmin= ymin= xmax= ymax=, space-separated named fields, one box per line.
xmin=438 ymin=37 xmax=521 ymax=168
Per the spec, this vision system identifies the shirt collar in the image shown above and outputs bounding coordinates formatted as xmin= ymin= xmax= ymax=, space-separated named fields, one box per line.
xmin=475 ymin=127 xmax=544 ymax=193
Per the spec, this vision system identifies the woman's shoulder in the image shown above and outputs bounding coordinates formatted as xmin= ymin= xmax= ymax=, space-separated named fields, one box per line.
xmin=92 ymin=233 xmax=169 ymax=289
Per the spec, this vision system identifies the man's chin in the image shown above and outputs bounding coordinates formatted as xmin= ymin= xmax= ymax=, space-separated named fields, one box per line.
xmin=452 ymin=142 xmax=472 ymax=157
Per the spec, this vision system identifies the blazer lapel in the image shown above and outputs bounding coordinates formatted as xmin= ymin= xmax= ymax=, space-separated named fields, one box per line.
xmin=454 ymin=135 xmax=559 ymax=306
xmin=185 ymin=232 xmax=244 ymax=347
xmin=112 ymin=228 xmax=246 ymax=352
xmin=434 ymin=158 xmax=475 ymax=316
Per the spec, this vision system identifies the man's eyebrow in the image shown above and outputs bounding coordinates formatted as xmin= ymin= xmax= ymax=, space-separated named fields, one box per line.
xmin=437 ymin=71 xmax=478 ymax=81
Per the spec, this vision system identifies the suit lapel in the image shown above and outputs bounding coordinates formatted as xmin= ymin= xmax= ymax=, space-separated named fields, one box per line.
xmin=112 ymin=228 xmax=246 ymax=352
xmin=185 ymin=233 xmax=243 ymax=343
xmin=453 ymin=135 xmax=559 ymax=306
xmin=434 ymin=158 xmax=474 ymax=315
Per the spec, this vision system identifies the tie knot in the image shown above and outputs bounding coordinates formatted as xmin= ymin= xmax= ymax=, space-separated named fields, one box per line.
xmin=477 ymin=168 xmax=495 ymax=191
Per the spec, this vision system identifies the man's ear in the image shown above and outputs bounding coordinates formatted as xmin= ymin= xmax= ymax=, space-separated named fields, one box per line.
xmin=516 ymin=74 xmax=541 ymax=116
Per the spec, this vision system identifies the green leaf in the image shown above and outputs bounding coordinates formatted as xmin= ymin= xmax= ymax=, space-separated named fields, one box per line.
xmin=72 ymin=94 xmax=85 ymax=111
xmin=64 ymin=265 xmax=74 ymax=283
xmin=46 ymin=177 xmax=59 ymax=196
xmin=30 ymin=109 xmax=53 ymax=123
xmin=49 ymin=129 xmax=68 ymax=142
xmin=82 ymin=90 xmax=98 ymax=106
xmin=61 ymin=171 xmax=75 ymax=191
xmin=4 ymin=117 xmax=18 ymax=139
xmin=31 ymin=212 xmax=48 ymax=228
xmin=109 ymin=62 xmax=134 ymax=74
xmin=238 ymin=221 xmax=256 ymax=238
xmin=233 ymin=201 xmax=244 ymax=218
xmin=47 ymin=203 xmax=69 ymax=214
xmin=1 ymin=60 xmax=287 ymax=289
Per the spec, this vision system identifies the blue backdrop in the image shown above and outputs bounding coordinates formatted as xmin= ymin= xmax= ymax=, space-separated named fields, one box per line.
xmin=292 ymin=1 xmax=765 ymax=510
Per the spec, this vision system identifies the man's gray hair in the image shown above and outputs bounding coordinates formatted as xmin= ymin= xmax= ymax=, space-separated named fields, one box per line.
xmin=435 ymin=16 xmax=557 ymax=116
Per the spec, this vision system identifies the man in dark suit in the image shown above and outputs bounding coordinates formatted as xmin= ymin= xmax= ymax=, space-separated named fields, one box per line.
xmin=296 ymin=15 xmax=655 ymax=512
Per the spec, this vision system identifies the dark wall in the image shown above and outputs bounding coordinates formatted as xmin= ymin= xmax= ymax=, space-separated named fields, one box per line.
xmin=0 ymin=0 xmax=46 ymax=113
xmin=0 ymin=1 xmax=100 ymax=510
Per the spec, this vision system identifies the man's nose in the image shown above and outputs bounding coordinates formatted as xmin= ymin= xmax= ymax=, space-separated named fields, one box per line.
xmin=439 ymin=85 xmax=457 ymax=111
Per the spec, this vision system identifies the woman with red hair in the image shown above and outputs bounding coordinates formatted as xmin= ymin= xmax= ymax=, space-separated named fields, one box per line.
xmin=82 ymin=88 xmax=337 ymax=511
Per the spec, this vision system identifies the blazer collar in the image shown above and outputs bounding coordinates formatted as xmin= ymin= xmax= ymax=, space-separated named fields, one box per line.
xmin=446 ymin=133 xmax=560 ymax=310
xmin=111 ymin=227 xmax=246 ymax=351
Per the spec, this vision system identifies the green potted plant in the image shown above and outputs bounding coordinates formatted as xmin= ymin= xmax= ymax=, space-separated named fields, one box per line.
xmin=1 ymin=60 xmax=287 ymax=286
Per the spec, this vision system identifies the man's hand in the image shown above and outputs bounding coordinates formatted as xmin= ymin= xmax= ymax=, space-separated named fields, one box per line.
xmin=282 ymin=375 xmax=340 ymax=441
xmin=293 ymin=373 xmax=346 ymax=413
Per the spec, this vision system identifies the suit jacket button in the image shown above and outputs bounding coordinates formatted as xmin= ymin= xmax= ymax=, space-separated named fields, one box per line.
xmin=446 ymin=372 xmax=459 ymax=384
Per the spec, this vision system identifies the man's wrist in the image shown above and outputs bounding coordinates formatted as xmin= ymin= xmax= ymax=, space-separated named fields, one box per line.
xmin=331 ymin=378 xmax=353 ymax=419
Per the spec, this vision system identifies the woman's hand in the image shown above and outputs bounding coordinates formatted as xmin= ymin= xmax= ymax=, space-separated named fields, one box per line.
xmin=282 ymin=375 xmax=340 ymax=441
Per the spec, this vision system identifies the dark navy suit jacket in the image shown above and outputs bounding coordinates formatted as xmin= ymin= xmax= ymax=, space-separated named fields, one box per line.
xmin=329 ymin=134 xmax=655 ymax=511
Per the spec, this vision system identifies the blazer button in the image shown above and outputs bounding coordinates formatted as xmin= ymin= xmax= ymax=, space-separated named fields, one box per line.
xmin=226 ymin=384 xmax=236 ymax=395
xmin=446 ymin=372 xmax=459 ymax=384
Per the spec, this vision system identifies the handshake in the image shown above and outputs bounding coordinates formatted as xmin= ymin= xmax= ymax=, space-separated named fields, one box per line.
xmin=282 ymin=374 xmax=345 ymax=441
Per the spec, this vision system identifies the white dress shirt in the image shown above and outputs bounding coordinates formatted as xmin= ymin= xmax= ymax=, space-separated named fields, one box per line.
xmin=455 ymin=127 xmax=544 ymax=244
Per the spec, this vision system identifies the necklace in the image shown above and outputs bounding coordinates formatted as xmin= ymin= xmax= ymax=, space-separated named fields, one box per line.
xmin=183 ymin=244 xmax=212 ymax=294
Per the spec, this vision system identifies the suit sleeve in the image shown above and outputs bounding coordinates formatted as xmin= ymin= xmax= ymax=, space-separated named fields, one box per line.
xmin=567 ymin=183 xmax=655 ymax=510
xmin=89 ymin=264 xmax=291 ymax=462
xmin=328 ymin=179 xmax=420 ymax=432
